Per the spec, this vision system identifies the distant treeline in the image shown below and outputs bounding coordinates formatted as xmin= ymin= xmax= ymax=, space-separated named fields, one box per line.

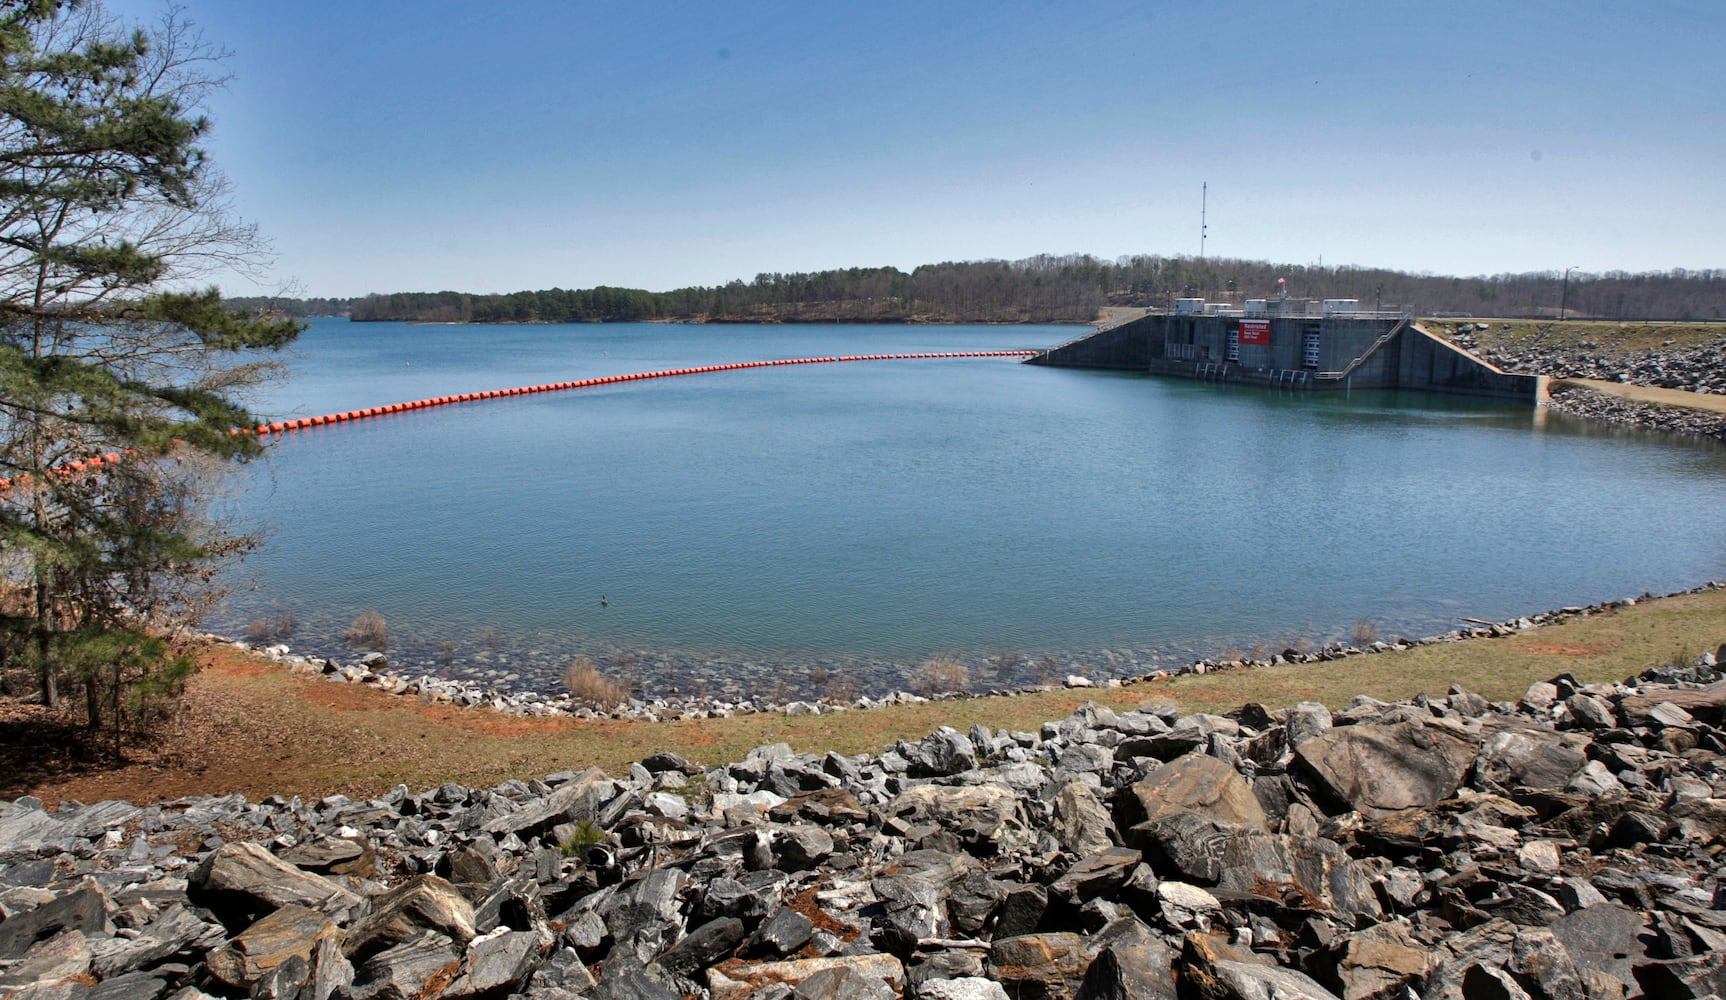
xmin=236 ymin=256 xmax=1726 ymax=325
xmin=225 ymin=295 xmax=351 ymax=318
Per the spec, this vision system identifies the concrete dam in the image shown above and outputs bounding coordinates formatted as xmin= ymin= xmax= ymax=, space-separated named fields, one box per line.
xmin=1028 ymin=300 xmax=1541 ymax=401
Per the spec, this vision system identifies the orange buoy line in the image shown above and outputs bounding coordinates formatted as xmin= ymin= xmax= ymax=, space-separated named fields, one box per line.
xmin=242 ymin=350 xmax=1037 ymax=438
xmin=0 ymin=351 xmax=1037 ymax=492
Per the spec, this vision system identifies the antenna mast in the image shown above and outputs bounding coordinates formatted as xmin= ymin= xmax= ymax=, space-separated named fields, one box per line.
xmin=1200 ymin=182 xmax=1208 ymax=259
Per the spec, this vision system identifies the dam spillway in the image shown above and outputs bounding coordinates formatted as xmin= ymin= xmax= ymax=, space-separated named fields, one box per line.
xmin=1028 ymin=304 xmax=1541 ymax=400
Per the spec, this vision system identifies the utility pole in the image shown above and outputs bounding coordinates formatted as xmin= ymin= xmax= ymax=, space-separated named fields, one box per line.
xmin=1200 ymin=182 xmax=1208 ymax=259
xmin=1560 ymin=266 xmax=1579 ymax=320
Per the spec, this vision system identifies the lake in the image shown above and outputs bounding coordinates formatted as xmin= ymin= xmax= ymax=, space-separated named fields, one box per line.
xmin=207 ymin=318 xmax=1726 ymax=699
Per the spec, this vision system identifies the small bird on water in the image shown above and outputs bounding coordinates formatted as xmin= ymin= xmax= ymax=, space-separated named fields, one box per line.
xmin=600 ymin=595 xmax=608 ymax=607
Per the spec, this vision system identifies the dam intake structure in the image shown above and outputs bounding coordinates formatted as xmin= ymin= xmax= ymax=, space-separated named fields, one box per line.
xmin=1029 ymin=299 xmax=1541 ymax=400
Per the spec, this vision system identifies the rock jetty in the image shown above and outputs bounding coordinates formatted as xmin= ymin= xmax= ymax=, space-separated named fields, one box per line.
xmin=1443 ymin=324 xmax=1726 ymax=396
xmin=4 ymin=657 xmax=1725 ymax=999
xmin=1440 ymin=324 xmax=1726 ymax=442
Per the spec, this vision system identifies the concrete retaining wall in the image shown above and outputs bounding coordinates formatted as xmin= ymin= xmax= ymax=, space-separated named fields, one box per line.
xmin=1029 ymin=316 xmax=1540 ymax=401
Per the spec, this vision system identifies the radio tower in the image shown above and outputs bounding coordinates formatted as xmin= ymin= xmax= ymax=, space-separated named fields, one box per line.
xmin=1200 ymin=182 xmax=1208 ymax=259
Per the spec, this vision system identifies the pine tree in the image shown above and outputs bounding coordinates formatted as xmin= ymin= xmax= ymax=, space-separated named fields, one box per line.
xmin=0 ymin=0 xmax=299 ymax=737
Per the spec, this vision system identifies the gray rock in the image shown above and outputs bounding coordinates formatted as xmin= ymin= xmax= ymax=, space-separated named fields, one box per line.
xmin=190 ymin=841 xmax=363 ymax=927
xmin=0 ymin=885 xmax=110 ymax=958
xmin=205 ymin=903 xmax=341 ymax=992
xmin=917 ymin=979 xmax=1010 ymax=1000
xmin=1562 ymin=694 xmax=1616 ymax=729
xmin=90 ymin=903 xmax=224 ymax=979
xmin=0 ymin=803 xmax=72 ymax=856
xmin=748 ymin=907 xmax=815 ymax=958
xmin=1208 ymin=961 xmax=1343 ymax=1000
xmin=342 ymin=874 xmax=476 ymax=964
xmin=598 ymin=868 xmax=686 ymax=965
xmin=1052 ymin=782 xmax=1116 ymax=857
xmin=993 ymin=884 xmax=1047 ymax=939
xmin=904 ymin=730 xmax=978 ymax=777
xmin=775 ymin=824 xmax=836 ymax=871
xmin=441 ymin=929 xmax=543 ymax=999
xmin=708 ymin=953 xmax=904 ymax=1000
xmin=1120 ymin=752 xmax=1267 ymax=830
xmin=656 ymin=917 xmax=746 ymax=978
xmin=480 ymin=768 xmax=615 ymax=840
xmin=1075 ymin=924 xmax=1176 ymax=999
xmin=884 ymin=784 xmax=1026 ymax=851
xmin=349 ymin=930 xmax=462 ymax=1000
xmin=0 ymin=929 xmax=94 ymax=993
xmin=1049 ymin=847 xmax=1142 ymax=909
xmin=1473 ymin=727 xmax=1588 ymax=792
xmin=872 ymin=849 xmax=976 ymax=952
xmin=1321 ymin=921 xmax=1429 ymax=1000
xmin=1285 ymin=702 xmax=1333 ymax=748
xmin=793 ymin=964 xmax=896 ymax=999
xmin=1295 ymin=720 xmax=1480 ymax=816
xmin=1549 ymin=903 xmax=1646 ymax=990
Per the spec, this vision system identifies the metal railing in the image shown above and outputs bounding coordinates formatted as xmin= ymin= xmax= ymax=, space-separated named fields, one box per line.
xmin=1315 ymin=315 xmax=1412 ymax=380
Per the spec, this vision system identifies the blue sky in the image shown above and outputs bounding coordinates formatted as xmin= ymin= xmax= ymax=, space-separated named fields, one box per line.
xmin=105 ymin=0 xmax=1724 ymax=298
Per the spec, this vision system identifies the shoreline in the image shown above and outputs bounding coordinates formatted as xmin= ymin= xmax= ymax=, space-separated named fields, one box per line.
xmin=222 ymin=577 xmax=1726 ymax=724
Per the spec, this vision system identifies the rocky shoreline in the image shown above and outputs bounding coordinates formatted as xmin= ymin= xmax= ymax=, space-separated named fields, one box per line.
xmin=3 ymin=652 xmax=1725 ymax=998
xmin=1544 ymin=383 xmax=1726 ymax=443
xmin=1440 ymin=323 xmax=1726 ymax=442
xmin=223 ymin=581 xmax=1726 ymax=724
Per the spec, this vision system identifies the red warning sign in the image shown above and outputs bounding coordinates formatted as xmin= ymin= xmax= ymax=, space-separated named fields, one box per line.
xmin=1238 ymin=319 xmax=1270 ymax=345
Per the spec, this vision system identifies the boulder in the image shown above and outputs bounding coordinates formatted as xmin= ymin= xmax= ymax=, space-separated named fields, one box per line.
xmin=871 ymin=849 xmax=977 ymax=952
xmin=1178 ymin=931 xmax=1341 ymax=1000
xmin=904 ymin=729 xmax=978 ymax=777
xmin=1052 ymin=781 xmax=1116 ymax=857
xmin=1472 ymin=727 xmax=1589 ymax=792
xmin=206 ymin=903 xmax=342 ymax=992
xmin=0 ymin=929 xmax=94 ymax=994
xmin=342 ymin=874 xmax=476 ymax=964
xmin=792 ymin=964 xmax=897 ymax=999
xmin=441 ymin=929 xmax=544 ymax=999
xmin=0 ymin=885 xmax=110 ymax=958
xmin=1120 ymin=752 xmax=1267 ymax=830
xmin=708 ymin=953 xmax=904 ymax=1000
xmin=884 ymin=784 xmax=1026 ymax=851
xmin=1319 ymin=922 xmax=1429 ymax=1000
xmin=190 ymin=841 xmax=364 ymax=927
xmin=1074 ymin=921 xmax=1176 ymax=1000
xmin=598 ymin=868 xmax=687 ymax=966
xmin=1048 ymin=848 xmax=1143 ymax=909
xmin=1294 ymin=720 xmax=1479 ymax=816
xmin=988 ymin=932 xmax=1089 ymax=1000
xmin=349 ymin=930 xmax=462 ymax=1000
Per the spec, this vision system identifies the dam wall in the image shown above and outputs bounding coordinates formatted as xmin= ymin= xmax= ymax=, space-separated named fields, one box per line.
xmin=1029 ymin=313 xmax=1540 ymax=401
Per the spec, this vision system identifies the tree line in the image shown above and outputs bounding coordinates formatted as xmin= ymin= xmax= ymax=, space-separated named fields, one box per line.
xmin=282 ymin=257 xmax=1725 ymax=325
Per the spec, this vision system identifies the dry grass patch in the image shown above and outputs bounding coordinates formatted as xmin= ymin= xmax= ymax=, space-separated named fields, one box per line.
xmin=342 ymin=610 xmax=387 ymax=651
xmin=909 ymin=658 xmax=969 ymax=696
xmin=562 ymin=657 xmax=629 ymax=709
xmin=11 ymin=586 xmax=1724 ymax=807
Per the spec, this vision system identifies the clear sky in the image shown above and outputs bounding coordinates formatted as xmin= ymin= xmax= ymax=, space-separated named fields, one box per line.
xmin=103 ymin=0 xmax=1724 ymax=298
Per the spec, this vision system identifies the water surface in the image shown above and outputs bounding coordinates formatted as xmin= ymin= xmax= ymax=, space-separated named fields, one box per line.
xmin=209 ymin=319 xmax=1726 ymax=697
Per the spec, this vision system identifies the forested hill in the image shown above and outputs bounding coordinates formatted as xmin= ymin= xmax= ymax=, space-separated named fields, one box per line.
xmin=238 ymin=255 xmax=1726 ymax=324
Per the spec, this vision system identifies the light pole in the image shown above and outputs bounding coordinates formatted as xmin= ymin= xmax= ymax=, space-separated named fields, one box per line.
xmin=1559 ymin=266 xmax=1579 ymax=321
